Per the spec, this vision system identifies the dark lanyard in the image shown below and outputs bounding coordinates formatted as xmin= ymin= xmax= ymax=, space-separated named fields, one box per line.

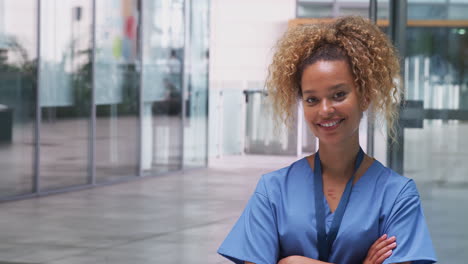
xmin=314 ymin=147 xmax=365 ymax=262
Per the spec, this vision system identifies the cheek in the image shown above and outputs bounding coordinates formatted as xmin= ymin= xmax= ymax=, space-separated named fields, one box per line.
xmin=337 ymin=98 xmax=360 ymax=115
xmin=303 ymin=109 xmax=319 ymax=132
xmin=302 ymin=107 xmax=315 ymax=121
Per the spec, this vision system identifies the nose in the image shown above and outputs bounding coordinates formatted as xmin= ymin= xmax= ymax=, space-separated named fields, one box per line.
xmin=319 ymin=99 xmax=335 ymax=117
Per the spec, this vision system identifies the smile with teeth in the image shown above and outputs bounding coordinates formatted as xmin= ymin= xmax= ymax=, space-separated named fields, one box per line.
xmin=318 ymin=119 xmax=344 ymax=127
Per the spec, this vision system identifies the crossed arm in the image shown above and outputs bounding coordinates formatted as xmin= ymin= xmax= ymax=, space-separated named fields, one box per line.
xmin=244 ymin=234 xmax=410 ymax=264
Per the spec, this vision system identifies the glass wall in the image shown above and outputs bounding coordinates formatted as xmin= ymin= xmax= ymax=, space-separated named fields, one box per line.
xmin=94 ymin=0 xmax=140 ymax=182
xmin=183 ymin=0 xmax=210 ymax=167
xmin=402 ymin=3 xmax=468 ymax=262
xmin=39 ymin=0 xmax=92 ymax=191
xmin=404 ymin=25 xmax=468 ymax=184
xmin=297 ymin=0 xmax=468 ymax=20
xmin=297 ymin=0 xmax=370 ymax=18
xmin=0 ymin=1 xmax=36 ymax=197
xmin=141 ymin=0 xmax=184 ymax=175
xmin=0 ymin=0 xmax=209 ymax=200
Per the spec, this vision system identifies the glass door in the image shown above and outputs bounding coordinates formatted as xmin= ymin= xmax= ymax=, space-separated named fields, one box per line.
xmin=39 ymin=0 xmax=92 ymax=191
xmin=0 ymin=0 xmax=37 ymax=197
xmin=141 ymin=0 xmax=184 ymax=174
xmin=403 ymin=22 xmax=468 ymax=185
xmin=183 ymin=0 xmax=209 ymax=168
xmin=94 ymin=0 xmax=140 ymax=182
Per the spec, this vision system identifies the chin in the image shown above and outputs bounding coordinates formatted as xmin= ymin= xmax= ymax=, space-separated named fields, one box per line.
xmin=317 ymin=136 xmax=345 ymax=146
xmin=316 ymin=131 xmax=360 ymax=147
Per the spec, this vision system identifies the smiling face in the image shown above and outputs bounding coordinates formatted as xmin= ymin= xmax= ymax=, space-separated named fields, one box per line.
xmin=301 ymin=60 xmax=367 ymax=146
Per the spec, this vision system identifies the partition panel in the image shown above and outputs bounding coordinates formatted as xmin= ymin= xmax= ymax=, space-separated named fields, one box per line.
xmin=0 ymin=1 xmax=37 ymax=197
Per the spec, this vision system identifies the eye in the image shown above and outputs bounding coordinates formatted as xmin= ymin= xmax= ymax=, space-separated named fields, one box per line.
xmin=305 ymin=97 xmax=318 ymax=104
xmin=333 ymin=91 xmax=347 ymax=100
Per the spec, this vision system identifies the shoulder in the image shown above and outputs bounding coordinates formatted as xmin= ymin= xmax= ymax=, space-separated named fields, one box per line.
xmin=255 ymin=158 xmax=310 ymax=198
xmin=372 ymin=161 xmax=420 ymax=203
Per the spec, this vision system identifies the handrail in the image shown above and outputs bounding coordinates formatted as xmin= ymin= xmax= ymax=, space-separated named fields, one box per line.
xmin=242 ymin=89 xmax=268 ymax=103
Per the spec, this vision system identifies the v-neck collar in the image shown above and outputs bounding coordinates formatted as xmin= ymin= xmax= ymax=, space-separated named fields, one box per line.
xmin=303 ymin=157 xmax=379 ymax=234
xmin=304 ymin=156 xmax=378 ymax=191
xmin=303 ymin=156 xmax=379 ymax=212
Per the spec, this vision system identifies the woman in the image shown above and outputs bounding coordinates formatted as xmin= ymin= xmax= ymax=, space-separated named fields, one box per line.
xmin=217 ymin=16 xmax=437 ymax=264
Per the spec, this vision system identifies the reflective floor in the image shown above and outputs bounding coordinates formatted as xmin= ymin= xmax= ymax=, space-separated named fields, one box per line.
xmin=0 ymin=154 xmax=465 ymax=263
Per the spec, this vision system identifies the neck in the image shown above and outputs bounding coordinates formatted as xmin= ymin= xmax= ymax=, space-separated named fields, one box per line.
xmin=318 ymin=134 xmax=361 ymax=180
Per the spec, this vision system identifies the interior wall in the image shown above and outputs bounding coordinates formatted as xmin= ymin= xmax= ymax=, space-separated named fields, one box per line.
xmin=208 ymin=0 xmax=297 ymax=161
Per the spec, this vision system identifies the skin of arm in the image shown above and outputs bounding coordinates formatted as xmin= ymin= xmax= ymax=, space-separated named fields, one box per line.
xmin=276 ymin=257 xmax=411 ymax=264
xmin=245 ymin=258 xmax=410 ymax=264
xmin=243 ymin=235 xmax=409 ymax=264
xmin=245 ymin=258 xmax=333 ymax=264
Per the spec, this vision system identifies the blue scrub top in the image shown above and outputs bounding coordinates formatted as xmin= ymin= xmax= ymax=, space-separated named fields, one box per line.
xmin=218 ymin=158 xmax=437 ymax=264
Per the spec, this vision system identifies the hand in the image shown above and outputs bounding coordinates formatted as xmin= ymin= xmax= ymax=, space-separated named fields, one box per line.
xmin=363 ymin=234 xmax=397 ymax=264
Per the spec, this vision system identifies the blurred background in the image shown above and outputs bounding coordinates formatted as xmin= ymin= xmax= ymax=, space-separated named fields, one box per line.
xmin=0 ymin=0 xmax=466 ymax=263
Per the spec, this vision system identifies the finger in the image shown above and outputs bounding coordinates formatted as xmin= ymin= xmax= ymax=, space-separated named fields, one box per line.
xmin=368 ymin=236 xmax=395 ymax=260
xmin=375 ymin=249 xmax=393 ymax=264
xmin=367 ymin=234 xmax=387 ymax=257
xmin=374 ymin=234 xmax=387 ymax=245
xmin=369 ymin=236 xmax=396 ymax=261
xmin=373 ymin=242 xmax=397 ymax=262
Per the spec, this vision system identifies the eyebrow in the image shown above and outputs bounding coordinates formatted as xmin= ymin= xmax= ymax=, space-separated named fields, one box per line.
xmin=302 ymin=83 xmax=348 ymax=94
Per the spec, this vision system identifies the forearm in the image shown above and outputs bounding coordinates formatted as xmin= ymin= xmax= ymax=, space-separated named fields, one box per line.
xmin=277 ymin=256 xmax=333 ymax=264
xmin=245 ymin=256 xmax=331 ymax=264
xmin=276 ymin=257 xmax=410 ymax=264
xmin=246 ymin=256 xmax=410 ymax=264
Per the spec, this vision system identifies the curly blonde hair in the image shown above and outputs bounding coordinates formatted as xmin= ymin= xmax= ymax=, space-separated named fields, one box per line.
xmin=266 ymin=16 xmax=402 ymax=141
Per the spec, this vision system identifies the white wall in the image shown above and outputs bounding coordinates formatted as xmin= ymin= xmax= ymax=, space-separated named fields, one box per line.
xmin=208 ymin=0 xmax=297 ymax=161
xmin=210 ymin=0 xmax=296 ymax=82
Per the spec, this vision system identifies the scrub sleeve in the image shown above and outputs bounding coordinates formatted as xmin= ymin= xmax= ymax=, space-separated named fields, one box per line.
xmin=382 ymin=180 xmax=437 ymax=264
xmin=218 ymin=176 xmax=279 ymax=264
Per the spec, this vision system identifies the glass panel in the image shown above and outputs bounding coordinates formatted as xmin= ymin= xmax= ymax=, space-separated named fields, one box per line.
xmin=95 ymin=0 xmax=139 ymax=182
xmin=297 ymin=4 xmax=333 ymax=18
xmin=405 ymin=121 xmax=467 ymax=183
xmin=405 ymin=27 xmax=467 ymax=109
xmin=336 ymin=0 xmax=368 ymax=2
xmin=297 ymin=0 xmax=333 ymax=3
xmin=221 ymin=88 xmax=244 ymax=155
xmin=244 ymin=91 xmax=297 ymax=155
xmin=407 ymin=1 xmax=468 ymax=20
xmin=404 ymin=27 xmax=468 ymax=169
xmin=410 ymin=0 xmax=445 ymax=3
xmin=376 ymin=0 xmax=389 ymax=20
xmin=448 ymin=4 xmax=468 ymax=19
xmin=296 ymin=1 xmax=369 ymax=18
xmin=39 ymin=0 xmax=92 ymax=190
xmin=183 ymin=0 xmax=209 ymax=168
xmin=0 ymin=1 xmax=36 ymax=197
xmin=338 ymin=7 xmax=369 ymax=17
xmin=404 ymin=3 xmax=468 ymax=263
xmin=408 ymin=2 xmax=447 ymax=20
xmin=141 ymin=0 xmax=184 ymax=174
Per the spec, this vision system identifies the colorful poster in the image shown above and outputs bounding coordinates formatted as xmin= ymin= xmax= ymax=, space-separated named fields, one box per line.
xmin=95 ymin=0 xmax=139 ymax=105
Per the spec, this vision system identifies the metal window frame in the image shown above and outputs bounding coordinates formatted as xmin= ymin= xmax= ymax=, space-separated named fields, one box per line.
xmin=181 ymin=0 xmax=190 ymax=169
xmin=34 ymin=0 xmax=41 ymax=194
xmin=138 ymin=0 xmax=144 ymax=177
xmin=367 ymin=0 xmax=377 ymax=157
xmin=204 ymin=0 xmax=210 ymax=168
xmin=387 ymin=0 xmax=407 ymax=174
xmin=89 ymin=0 xmax=97 ymax=185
